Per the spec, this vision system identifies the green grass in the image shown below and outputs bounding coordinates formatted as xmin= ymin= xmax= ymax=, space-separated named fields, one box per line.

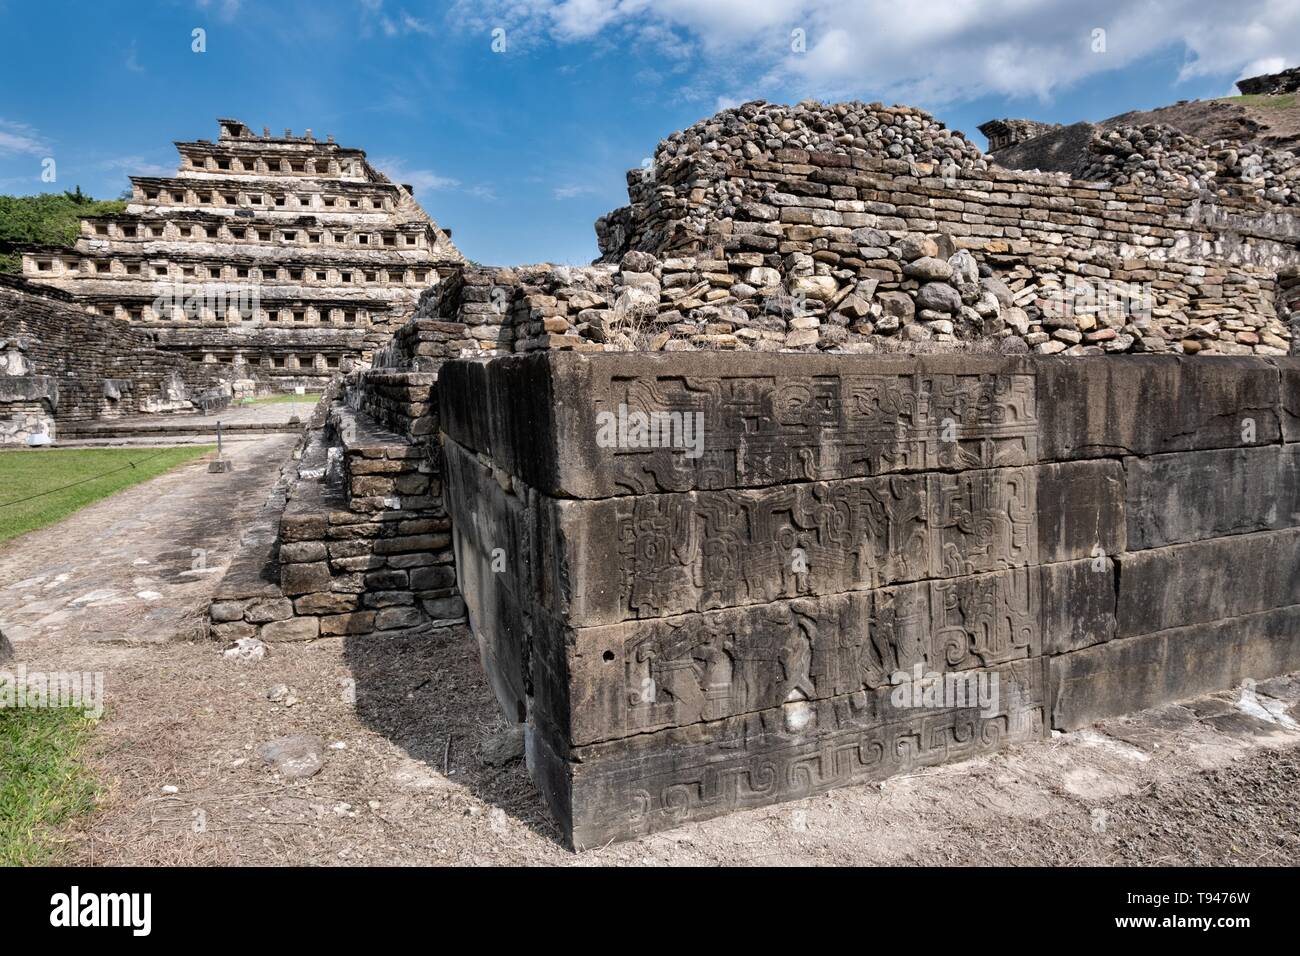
xmin=1219 ymin=93 xmax=1298 ymax=110
xmin=0 ymin=707 xmax=99 ymax=865
xmin=237 ymin=393 xmax=321 ymax=406
xmin=0 ymin=445 xmax=213 ymax=544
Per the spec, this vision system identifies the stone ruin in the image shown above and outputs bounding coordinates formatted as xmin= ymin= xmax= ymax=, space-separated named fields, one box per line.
xmin=1236 ymin=65 xmax=1300 ymax=97
xmin=442 ymin=350 xmax=1300 ymax=846
xmin=5 ymin=118 xmax=463 ymax=394
xmin=198 ymin=97 xmax=1300 ymax=847
xmin=0 ymin=286 xmax=229 ymax=444
xmin=977 ymin=118 xmax=1064 ymax=152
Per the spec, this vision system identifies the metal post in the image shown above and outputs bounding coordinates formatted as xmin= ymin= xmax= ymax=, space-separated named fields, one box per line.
xmin=208 ymin=418 xmax=234 ymax=473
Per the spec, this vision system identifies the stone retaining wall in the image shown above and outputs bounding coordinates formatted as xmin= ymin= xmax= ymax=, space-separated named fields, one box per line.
xmin=208 ymin=384 xmax=463 ymax=643
xmin=439 ymin=350 xmax=1300 ymax=847
xmin=0 ymin=285 xmax=228 ymax=443
xmin=382 ymin=94 xmax=1300 ymax=365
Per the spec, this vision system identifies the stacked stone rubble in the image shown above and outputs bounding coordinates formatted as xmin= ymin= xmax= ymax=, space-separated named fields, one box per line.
xmin=207 ymin=293 xmax=468 ymax=642
xmin=1077 ymin=124 xmax=1300 ymax=205
xmin=1236 ymin=66 xmax=1300 ymax=96
xmin=208 ymin=399 xmax=463 ymax=642
xmin=417 ymin=99 xmax=1300 ymax=359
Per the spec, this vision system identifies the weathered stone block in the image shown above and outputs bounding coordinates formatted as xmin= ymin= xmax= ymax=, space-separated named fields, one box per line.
xmin=319 ymin=612 xmax=377 ymax=636
xmin=440 ymin=352 xmax=1038 ymax=498
xmin=547 ymin=566 xmax=1044 ymax=749
xmin=373 ymin=533 xmax=448 ymax=554
xmin=209 ymin=600 xmax=250 ymax=623
xmin=280 ymin=514 xmax=328 ymax=543
xmin=280 ymin=562 xmax=331 ymax=596
xmin=245 ymin=598 xmax=294 ymax=624
xmin=1050 ymin=604 xmax=1300 ymax=729
xmin=422 ymin=595 xmax=467 ymax=619
xmin=542 ymin=657 xmax=1048 ymax=848
xmin=1036 ymin=459 xmax=1125 ymax=562
xmin=210 ymin=621 xmax=257 ymax=641
xmin=1036 ymin=356 xmax=1281 ymax=460
xmin=361 ymin=590 xmax=415 ymax=607
xmin=1040 ymin=557 xmax=1116 ymax=654
xmin=408 ymin=565 xmax=456 ymax=590
xmin=1125 ymin=445 xmax=1300 ymax=549
xmin=1281 ymin=360 xmax=1300 ymax=442
xmin=279 ymin=541 xmax=328 ymax=564
xmin=331 ymin=555 xmax=386 ymax=572
xmin=260 ymin=617 xmax=321 ymax=642
xmin=374 ymin=606 xmax=426 ymax=630
xmin=364 ymin=569 xmax=408 ymax=590
xmin=293 ymin=592 xmax=360 ymax=615
xmin=1115 ymin=528 xmax=1300 ymax=636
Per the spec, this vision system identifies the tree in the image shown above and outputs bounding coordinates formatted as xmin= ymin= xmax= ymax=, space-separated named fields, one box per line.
xmin=0 ymin=191 xmax=127 ymax=273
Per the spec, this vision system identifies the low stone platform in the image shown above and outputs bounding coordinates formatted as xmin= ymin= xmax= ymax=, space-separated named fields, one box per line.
xmin=59 ymin=400 xmax=318 ymax=440
xmin=439 ymin=350 xmax=1300 ymax=847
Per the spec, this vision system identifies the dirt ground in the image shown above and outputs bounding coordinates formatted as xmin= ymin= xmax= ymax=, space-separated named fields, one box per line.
xmin=3 ymin=436 xmax=1299 ymax=866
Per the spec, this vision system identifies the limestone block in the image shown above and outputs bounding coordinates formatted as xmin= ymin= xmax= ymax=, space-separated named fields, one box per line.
xmin=1036 ymin=459 xmax=1126 ymax=562
xmin=280 ymin=561 xmax=331 ymax=595
xmin=1050 ymin=605 xmax=1300 ymax=729
xmin=440 ymin=352 xmax=1039 ymax=499
xmin=1115 ymin=528 xmax=1300 ymax=636
xmin=259 ymin=617 xmax=321 ymax=642
xmin=1040 ymin=557 xmax=1117 ymax=654
xmin=1125 ymin=445 xmax=1300 ymax=549
xmin=548 ymin=657 xmax=1048 ymax=848
xmin=1036 ymin=356 xmax=1282 ymax=460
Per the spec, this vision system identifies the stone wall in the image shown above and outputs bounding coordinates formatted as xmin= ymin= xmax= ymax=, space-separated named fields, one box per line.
xmin=0 ymin=285 xmax=227 ymax=443
xmin=204 ymin=260 xmax=473 ymax=641
xmin=570 ymin=100 xmax=1300 ymax=358
xmin=208 ymin=395 xmax=463 ymax=643
xmin=439 ymin=350 xmax=1300 ymax=847
xmin=363 ymin=101 xmax=1300 ymax=368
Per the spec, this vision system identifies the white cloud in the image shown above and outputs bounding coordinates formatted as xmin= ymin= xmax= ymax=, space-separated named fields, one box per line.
xmin=125 ymin=42 xmax=144 ymax=73
xmin=1235 ymin=56 xmax=1289 ymax=83
xmin=360 ymin=0 xmax=435 ymax=38
xmin=554 ymin=183 xmax=599 ymax=199
xmin=99 ymin=155 xmax=172 ymax=177
xmin=447 ymin=0 xmax=1300 ymax=105
xmin=373 ymin=156 xmax=499 ymax=200
xmin=196 ymin=0 xmax=241 ymax=20
xmin=0 ymin=119 xmax=50 ymax=157
xmin=373 ymin=156 xmax=460 ymax=192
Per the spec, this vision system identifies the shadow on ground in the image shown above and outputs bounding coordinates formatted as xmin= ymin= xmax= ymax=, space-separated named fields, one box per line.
xmin=342 ymin=625 xmax=567 ymax=847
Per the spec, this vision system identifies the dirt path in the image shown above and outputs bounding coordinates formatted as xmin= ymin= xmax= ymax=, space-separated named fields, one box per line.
xmin=59 ymin=627 xmax=1300 ymax=866
xmin=0 ymin=434 xmax=298 ymax=654
xmin=3 ymin=434 xmax=1299 ymax=865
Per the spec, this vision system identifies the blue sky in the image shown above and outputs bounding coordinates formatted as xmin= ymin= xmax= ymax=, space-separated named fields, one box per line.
xmin=2 ymin=0 xmax=1298 ymax=266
